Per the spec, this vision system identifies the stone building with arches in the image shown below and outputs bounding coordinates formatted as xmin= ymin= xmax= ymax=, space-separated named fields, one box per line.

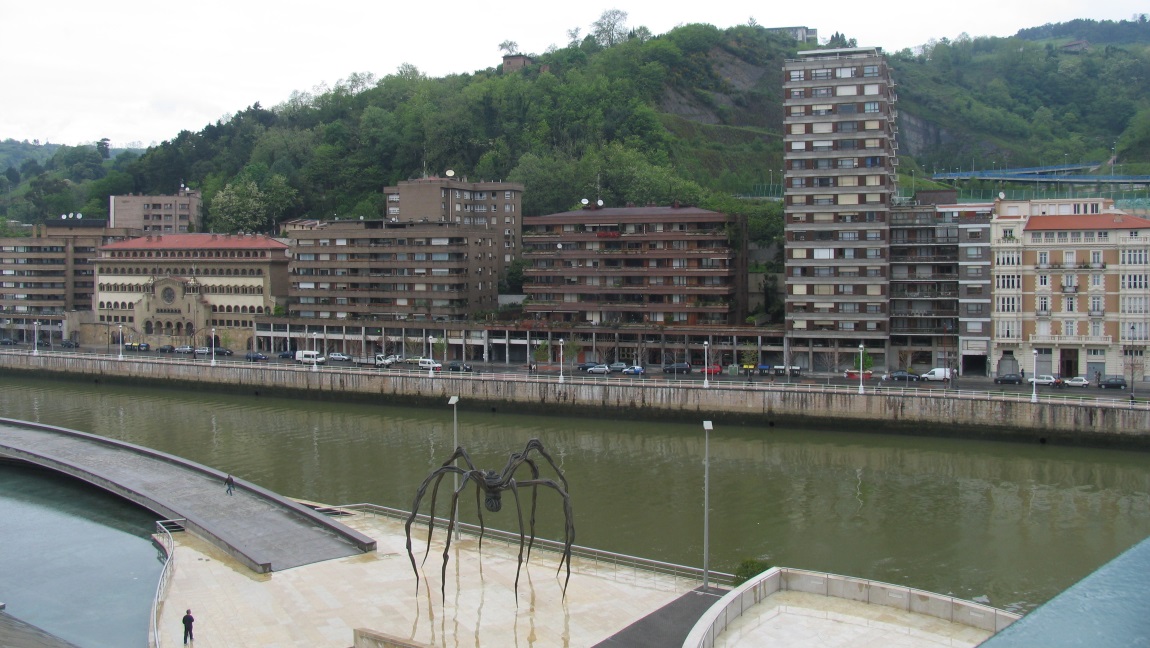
xmin=93 ymin=233 xmax=290 ymax=350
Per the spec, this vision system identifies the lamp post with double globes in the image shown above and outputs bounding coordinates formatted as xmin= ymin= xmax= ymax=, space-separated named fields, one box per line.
xmin=559 ymin=339 xmax=565 ymax=384
xmin=1031 ymin=349 xmax=1038 ymax=404
xmin=703 ymin=341 xmax=710 ymax=388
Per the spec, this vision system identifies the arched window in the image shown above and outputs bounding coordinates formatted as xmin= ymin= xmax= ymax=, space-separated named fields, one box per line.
xmin=145 ymin=321 xmax=154 ymax=334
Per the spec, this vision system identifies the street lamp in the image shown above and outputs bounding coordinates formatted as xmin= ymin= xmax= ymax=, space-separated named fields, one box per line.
xmin=33 ymin=321 xmax=39 ymax=356
xmin=1131 ymin=324 xmax=1138 ymax=402
xmin=428 ymin=336 xmax=436 ymax=377
xmin=311 ymin=332 xmax=318 ymax=372
xmin=559 ymin=339 xmax=565 ymax=384
xmin=702 ymin=420 xmax=713 ymax=591
xmin=703 ymin=341 xmax=710 ymax=388
xmin=1031 ymin=349 xmax=1038 ymax=403
xmin=117 ymin=324 xmax=124 ymax=361
xmin=858 ymin=342 xmax=865 ymax=395
xmin=211 ymin=327 xmax=217 ymax=367
xmin=448 ymin=395 xmax=461 ymax=539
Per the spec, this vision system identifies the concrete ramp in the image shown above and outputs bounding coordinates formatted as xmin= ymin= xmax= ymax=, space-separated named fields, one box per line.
xmin=0 ymin=418 xmax=374 ymax=572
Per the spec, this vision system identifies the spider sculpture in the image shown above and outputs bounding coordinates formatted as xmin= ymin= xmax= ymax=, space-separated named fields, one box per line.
xmin=404 ymin=438 xmax=575 ymax=601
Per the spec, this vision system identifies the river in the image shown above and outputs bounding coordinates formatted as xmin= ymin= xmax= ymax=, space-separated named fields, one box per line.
xmin=2 ymin=373 xmax=1150 ymax=643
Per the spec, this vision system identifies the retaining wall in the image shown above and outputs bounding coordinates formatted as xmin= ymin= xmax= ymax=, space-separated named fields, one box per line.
xmin=3 ymin=352 xmax=1149 ymax=447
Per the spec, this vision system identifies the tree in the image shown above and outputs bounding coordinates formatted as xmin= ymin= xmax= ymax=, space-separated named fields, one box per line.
xmin=592 ymin=9 xmax=628 ymax=48
xmin=97 ymin=138 xmax=111 ymax=160
xmin=499 ymin=40 xmax=519 ymax=55
xmin=209 ymin=167 xmax=298 ymax=233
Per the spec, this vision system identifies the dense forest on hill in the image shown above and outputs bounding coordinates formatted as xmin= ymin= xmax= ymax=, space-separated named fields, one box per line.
xmin=1 ymin=15 xmax=1148 ymax=244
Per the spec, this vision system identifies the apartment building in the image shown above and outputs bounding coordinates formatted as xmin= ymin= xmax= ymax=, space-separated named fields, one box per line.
xmin=109 ymin=186 xmax=202 ymax=233
xmin=948 ymin=203 xmax=993 ymax=375
xmin=520 ymin=204 xmax=747 ymax=327
xmin=989 ymin=198 xmax=1150 ymax=381
xmin=283 ymin=219 xmax=501 ymax=322
xmin=0 ymin=217 xmax=140 ymax=344
xmin=382 ymin=177 xmax=524 ymax=278
xmin=96 ymin=233 xmax=290 ymax=349
xmin=783 ymin=46 xmax=898 ymax=371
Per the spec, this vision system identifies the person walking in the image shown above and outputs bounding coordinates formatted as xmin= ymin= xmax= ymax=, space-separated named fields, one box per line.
xmin=182 ymin=609 xmax=194 ymax=644
xmin=225 ymin=474 xmax=235 ymax=496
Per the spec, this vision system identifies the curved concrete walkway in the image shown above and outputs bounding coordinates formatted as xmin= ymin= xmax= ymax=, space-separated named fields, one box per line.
xmin=0 ymin=418 xmax=374 ymax=572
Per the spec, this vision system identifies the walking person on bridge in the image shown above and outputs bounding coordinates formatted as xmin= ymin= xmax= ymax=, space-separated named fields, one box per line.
xmin=182 ymin=609 xmax=194 ymax=644
xmin=225 ymin=474 xmax=235 ymax=496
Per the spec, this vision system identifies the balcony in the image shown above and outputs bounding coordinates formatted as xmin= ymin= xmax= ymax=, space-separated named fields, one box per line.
xmin=1089 ymin=309 xmax=1105 ymax=317
xmin=1061 ymin=285 xmax=1079 ymax=293
xmin=1036 ymin=309 xmax=1051 ymax=317
xmin=1029 ymin=334 xmax=1112 ymax=345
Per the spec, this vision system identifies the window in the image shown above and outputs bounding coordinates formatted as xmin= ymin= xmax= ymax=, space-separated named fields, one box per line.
xmin=1038 ymin=274 xmax=1049 ymax=287
xmin=790 ymin=89 xmax=804 ymax=98
xmin=789 ymin=70 xmax=804 ymax=81
xmin=812 ymin=68 xmax=832 ymax=80
xmin=835 ymin=67 xmax=856 ymax=78
xmin=1121 ymin=274 xmax=1148 ymax=289
xmin=863 ymin=102 xmax=880 ymax=113
xmin=997 ymin=296 xmax=1019 ymax=312
xmin=863 ymin=83 xmax=880 ymax=95
xmin=863 ymin=65 xmax=879 ymax=77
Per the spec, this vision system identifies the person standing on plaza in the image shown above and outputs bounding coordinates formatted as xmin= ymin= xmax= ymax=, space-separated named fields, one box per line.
xmin=182 ymin=609 xmax=194 ymax=644
xmin=225 ymin=474 xmax=235 ymax=496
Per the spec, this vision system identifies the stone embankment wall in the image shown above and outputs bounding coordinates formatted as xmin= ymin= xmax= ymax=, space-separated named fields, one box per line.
xmin=3 ymin=353 xmax=1148 ymax=448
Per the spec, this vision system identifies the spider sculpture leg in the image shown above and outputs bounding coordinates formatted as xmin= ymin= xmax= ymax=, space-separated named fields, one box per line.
xmin=515 ymin=477 xmax=575 ymax=594
xmin=404 ymin=445 xmax=479 ymax=587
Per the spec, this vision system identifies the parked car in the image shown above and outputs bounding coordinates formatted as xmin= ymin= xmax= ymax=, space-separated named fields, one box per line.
xmin=194 ymin=347 xmax=211 ymax=355
xmin=174 ymin=345 xmax=194 ymax=354
xmin=447 ymin=361 xmax=473 ymax=372
xmin=920 ymin=367 xmax=953 ymax=381
xmin=662 ymin=362 xmax=692 ymax=374
xmin=278 ymin=350 xmax=296 ymax=359
xmin=576 ymin=362 xmax=600 ymax=372
xmin=1099 ymin=376 xmax=1128 ymax=389
xmin=1028 ymin=374 xmax=1059 ymax=386
xmin=327 ymin=352 xmax=352 ymax=362
xmin=244 ymin=351 xmax=268 ymax=362
xmin=882 ymin=370 xmax=920 ymax=382
xmin=376 ymin=354 xmax=400 ymax=366
xmin=157 ymin=344 xmax=175 ymax=353
xmin=994 ymin=373 xmax=1023 ymax=385
xmin=60 ymin=340 xmax=80 ymax=349
xmin=621 ymin=365 xmax=645 ymax=375
xmin=0 ymin=338 xmax=16 ymax=345
xmin=1062 ymin=376 xmax=1091 ymax=388
xmin=608 ymin=362 xmax=628 ymax=373
xmin=123 ymin=342 xmax=150 ymax=352
xmin=701 ymin=364 xmax=722 ymax=375
xmin=213 ymin=347 xmax=234 ymax=356
xmin=586 ymin=364 xmax=611 ymax=374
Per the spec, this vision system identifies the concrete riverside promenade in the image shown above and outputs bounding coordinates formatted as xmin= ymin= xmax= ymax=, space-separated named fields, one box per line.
xmin=2 ymin=350 xmax=1150 ymax=447
xmin=0 ymin=418 xmax=374 ymax=573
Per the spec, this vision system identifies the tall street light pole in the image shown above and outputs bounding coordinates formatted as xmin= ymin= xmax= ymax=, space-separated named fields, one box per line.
xmin=858 ymin=342 xmax=865 ymax=395
xmin=1031 ymin=349 xmax=1038 ymax=404
xmin=559 ymin=339 xmax=565 ymax=383
xmin=1131 ymin=324 xmax=1137 ymax=402
xmin=33 ymin=321 xmax=39 ymax=356
xmin=211 ymin=327 xmax=217 ymax=367
xmin=702 ymin=420 xmax=713 ymax=591
xmin=117 ymin=324 xmax=124 ymax=361
xmin=428 ymin=336 xmax=436 ymax=377
xmin=448 ymin=395 xmax=460 ymax=539
xmin=311 ymin=332 xmax=318 ymax=372
xmin=703 ymin=341 xmax=710 ymax=389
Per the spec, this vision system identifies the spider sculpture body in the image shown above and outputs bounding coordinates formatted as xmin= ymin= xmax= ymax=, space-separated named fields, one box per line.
xmin=404 ymin=438 xmax=575 ymax=601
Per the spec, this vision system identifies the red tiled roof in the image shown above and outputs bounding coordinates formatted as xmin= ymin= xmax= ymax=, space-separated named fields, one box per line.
xmin=101 ymin=233 xmax=288 ymax=250
xmin=1022 ymin=213 xmax=1150 ymax=231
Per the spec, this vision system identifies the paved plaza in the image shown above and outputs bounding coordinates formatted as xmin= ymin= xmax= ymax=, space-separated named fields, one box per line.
xmin=159 ymin=512 xmax=995 ymax=647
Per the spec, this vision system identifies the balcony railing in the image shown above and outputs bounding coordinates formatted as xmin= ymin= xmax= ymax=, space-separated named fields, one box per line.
xmin=1029 ymin=334 xmax=1113 ymax=345
xmin=1061 ymin=285 xmax=1079 ymax=293
xmin=1089 ymin=309 xmax=1105 ymax=317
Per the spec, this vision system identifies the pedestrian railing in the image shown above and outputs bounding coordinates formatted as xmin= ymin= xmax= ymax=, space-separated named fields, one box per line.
xmin=149 ymin=518 xmax=184 ymax=648
xmin=334 ymin=502 xmax=736 ymax=589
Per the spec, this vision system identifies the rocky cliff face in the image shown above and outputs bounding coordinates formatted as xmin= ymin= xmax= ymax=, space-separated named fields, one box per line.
xmin=897 ymin=111 xmax=957 ymax=158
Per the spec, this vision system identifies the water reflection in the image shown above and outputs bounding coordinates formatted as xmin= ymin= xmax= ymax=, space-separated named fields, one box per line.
xmin=1 ymin=375 xmax=1149 ymax=613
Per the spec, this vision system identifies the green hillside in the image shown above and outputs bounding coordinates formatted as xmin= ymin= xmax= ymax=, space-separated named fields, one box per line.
xmin=2 ymin=16 xmax=1147 ymax=239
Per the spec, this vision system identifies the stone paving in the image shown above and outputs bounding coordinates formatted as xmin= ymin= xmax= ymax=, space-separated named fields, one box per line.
xmin=159 ymin=512 xmax=996 ymax=648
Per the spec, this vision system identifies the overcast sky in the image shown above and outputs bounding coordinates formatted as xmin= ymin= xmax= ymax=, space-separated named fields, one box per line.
xmin=1 ymin=1 xmax=1144 ymax=149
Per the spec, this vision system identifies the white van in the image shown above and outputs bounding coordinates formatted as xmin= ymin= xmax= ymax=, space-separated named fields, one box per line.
xmin=417 ymin=358 xmax=442 ymax=371
xmin=295 ymin=350 xmax=326 ymax=365
xmin=920 ymin=367 xmax=952 ymax=381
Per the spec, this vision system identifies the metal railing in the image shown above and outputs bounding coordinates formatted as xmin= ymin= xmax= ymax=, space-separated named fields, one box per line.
xmin=335 ymin=502 xmax=736 ymax=589
xmin=149 ymin=519 xmax=184 ymax=648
